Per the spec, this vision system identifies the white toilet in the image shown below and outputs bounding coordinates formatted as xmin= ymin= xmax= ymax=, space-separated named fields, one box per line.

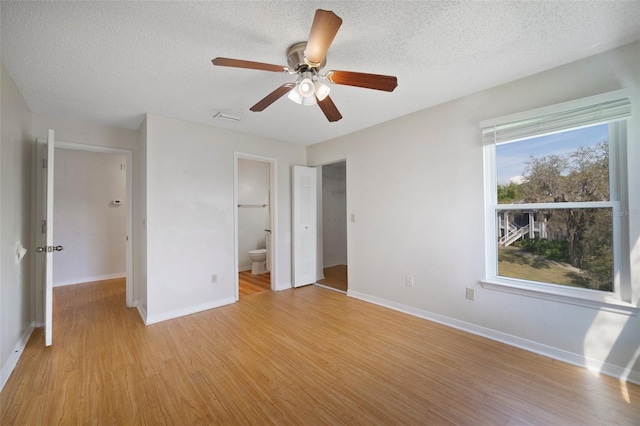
xmin=248 ymin=249 xmax=267 ymax=275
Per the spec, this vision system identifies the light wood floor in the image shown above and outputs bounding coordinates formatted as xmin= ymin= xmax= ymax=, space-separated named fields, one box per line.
xmin=2 ymin=278 xmax=639 ymax=425
xmin=239 ymin=271 xmax=271 ymax=298
xmin=317 ymin=264 xmax=347 ymax=292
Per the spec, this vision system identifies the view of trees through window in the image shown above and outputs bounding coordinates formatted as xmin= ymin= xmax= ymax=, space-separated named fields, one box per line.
xmin=495 ymin=124 xmax=613 ymax=292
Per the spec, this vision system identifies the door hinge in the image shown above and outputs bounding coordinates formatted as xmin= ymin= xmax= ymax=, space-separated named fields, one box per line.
xmin=41 ymin=220 xmax=47 ymax=234
xmin=42 ymin=158 xmax=47 ymax=169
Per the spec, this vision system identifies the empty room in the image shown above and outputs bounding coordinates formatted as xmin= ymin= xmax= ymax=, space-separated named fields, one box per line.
xmin=1 ymin=1 xmax=639 ymax=424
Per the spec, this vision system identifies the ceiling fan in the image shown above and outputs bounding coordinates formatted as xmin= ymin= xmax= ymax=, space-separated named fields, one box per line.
xmin=211 ymin=9 xmax=398 ymax=122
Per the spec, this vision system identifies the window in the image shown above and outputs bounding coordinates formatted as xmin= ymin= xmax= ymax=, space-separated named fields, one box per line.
xmin=481 ymin=91 xmax=636 ymax=313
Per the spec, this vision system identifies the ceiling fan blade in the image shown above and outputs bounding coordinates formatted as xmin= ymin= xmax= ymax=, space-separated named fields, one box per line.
xmin=212 ymin=57 xmax=287 ymax=73
xmin=304 ymin=10 xmax=342 ymax=67
xmin=250 ymin=83 xmax=296 ymax=112
xmin=326 ymin=70 xmax=398 ymax=92
xmin=317 ymin=95 xmax=342 ymax=122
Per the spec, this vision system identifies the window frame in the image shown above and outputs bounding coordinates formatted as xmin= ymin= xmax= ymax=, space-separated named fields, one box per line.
xmin=480 ymin=91 xmax=638 ymax=316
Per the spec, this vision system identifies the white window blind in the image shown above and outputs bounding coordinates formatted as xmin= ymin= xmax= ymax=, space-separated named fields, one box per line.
xmin=482 ymin=96 xmax=631 ymax=145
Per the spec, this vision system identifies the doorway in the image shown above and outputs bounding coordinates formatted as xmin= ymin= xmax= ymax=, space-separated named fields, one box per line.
xmin=34 ymin=139 xmax=134 ymax=332
xmin=316 ymin=161 xmax=348 ymax=293
xmin=53 ymin=148 xmax=127 ymax=287
xmin=234 ymin=153 xmax=277 ymax=300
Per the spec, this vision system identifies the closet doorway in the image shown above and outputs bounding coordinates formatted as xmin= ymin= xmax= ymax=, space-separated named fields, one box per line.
xmin=316 ymin=161 xmax=348 ymax=293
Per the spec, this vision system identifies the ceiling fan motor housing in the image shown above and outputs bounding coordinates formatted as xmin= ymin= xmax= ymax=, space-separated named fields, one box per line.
xmin=286 ymin=42 xmax=326 ymax=73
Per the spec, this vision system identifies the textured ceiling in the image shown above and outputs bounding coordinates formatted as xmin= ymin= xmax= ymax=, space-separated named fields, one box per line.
xmin=1 ymin=1 xmax=639 ymax=145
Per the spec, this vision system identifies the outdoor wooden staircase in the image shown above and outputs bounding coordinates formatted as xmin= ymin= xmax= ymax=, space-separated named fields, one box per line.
xmin=499 ymin=223 xmax=529 ymax=246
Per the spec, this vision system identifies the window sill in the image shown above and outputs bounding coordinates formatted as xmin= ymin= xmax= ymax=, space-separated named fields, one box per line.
xmin=480 ymin=279 xmax=639 ymax=316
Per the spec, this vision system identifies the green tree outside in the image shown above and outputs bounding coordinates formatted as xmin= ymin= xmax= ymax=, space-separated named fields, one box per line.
xmin=497 ymin=141 xmax=612 ymax=291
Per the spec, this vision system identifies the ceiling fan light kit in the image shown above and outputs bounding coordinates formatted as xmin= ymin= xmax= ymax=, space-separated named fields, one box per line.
xmin=313 ymin=81 xmax=331 ymax=101
xmin=302 ymin=94 xmax=317 ymax=106
xmin=298 ymin=79 xmax=314 ymax=97
xmin=288 ymin=88 xmax=317 ymax=106
xmin=211 ymin=9 xmax=398 ymax=122
xmin=287 ymin=88 xmax=304 ymax=105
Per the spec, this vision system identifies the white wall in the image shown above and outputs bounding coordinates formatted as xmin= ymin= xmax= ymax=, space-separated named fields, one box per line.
xmin=322 ymin=162 xmax=347 ymax=268
xmin=237 ymin=158 xmax=270 ymax=271
xmin=52 ymin=149 xmax=126 ymax=286
xmin=144 ymin=114 xmax=306 ymax=324
xmin=307 ymin=42 xmax=640 ymax=382
xmin=0 ymin=61 xmax=34 ymax=390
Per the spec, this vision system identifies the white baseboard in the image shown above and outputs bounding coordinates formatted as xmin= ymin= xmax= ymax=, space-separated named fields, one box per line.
xmin=347 ymin=290 xmax=640 ymax=386
xmin=145 ymin=297 xmax=236 ymax=325
xmin=134 ymin=301 xmax=147 ymax=324
xmin=314 ymin=283 xmax=346 ymax=294
xmin=275 ymin=282 xmax=292 ymax=292
xmin=323 ymin=262 xmax=347 ymax=269
xmin=0 ymin=322 xmax=35 ymax=393
xmin=238 ymin=265 xmax=252 ymax=272
xmin=53 ymin=273 xmax=125 ymax=287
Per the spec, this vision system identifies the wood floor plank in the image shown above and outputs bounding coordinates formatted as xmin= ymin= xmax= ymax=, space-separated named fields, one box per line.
xmin=317 ymin=264 xmax=347 ymax=292
xmin=1 ymin=278 xmax=639 ymax=425
xmin=239 ymin=271 xmax=270 ymax=297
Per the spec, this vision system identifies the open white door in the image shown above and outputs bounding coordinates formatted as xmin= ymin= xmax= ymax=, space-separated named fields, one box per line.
xmin=36 ymin=129 xmax=60 ymax=346
xmin=44 ymin=129 xmax=55 ymax=346
xmin=292 ymin=165 xmax=317 ymax=287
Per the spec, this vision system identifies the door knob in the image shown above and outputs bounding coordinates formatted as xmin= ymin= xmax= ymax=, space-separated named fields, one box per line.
xmin=36 ymin=245 xmax=64 ymax=253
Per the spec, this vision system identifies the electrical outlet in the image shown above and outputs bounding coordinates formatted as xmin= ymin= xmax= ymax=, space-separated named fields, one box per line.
xmin=406 ymin=276 xmax=414 ymax=287
xmin=211 ymin=274 xmax=217 ymax=284
xmin=466 ymin=288 xmax=475 ymax=301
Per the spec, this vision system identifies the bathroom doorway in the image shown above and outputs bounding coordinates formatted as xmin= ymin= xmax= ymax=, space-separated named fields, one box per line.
xmin=234 ymin=153 xmax=277 ymax=300
xmin=316 ymin=161 xmax=348 ymax=293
